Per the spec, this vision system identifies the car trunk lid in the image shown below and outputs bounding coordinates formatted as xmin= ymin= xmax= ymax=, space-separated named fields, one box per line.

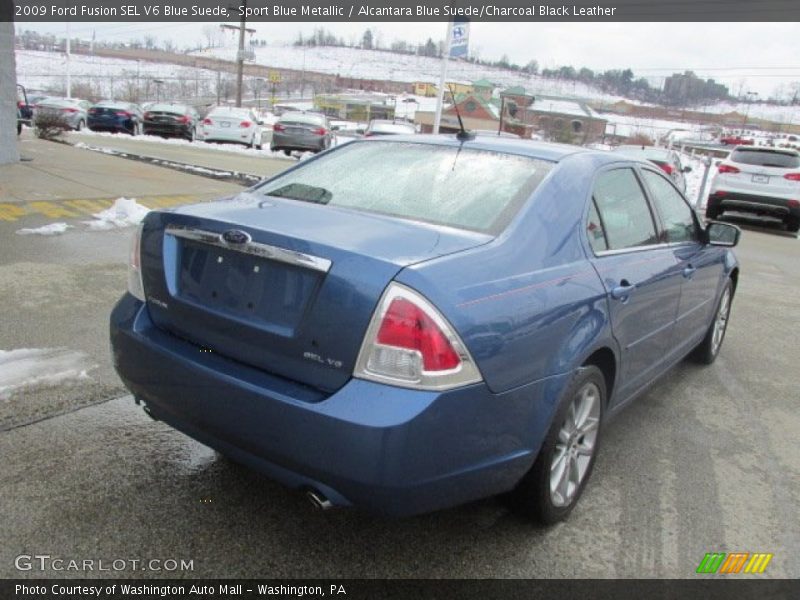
xmin=139 ymin=192 xmax=490 ymax=394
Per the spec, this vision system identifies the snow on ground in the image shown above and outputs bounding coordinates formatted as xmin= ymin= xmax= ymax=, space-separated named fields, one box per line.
xmin=681 ymin=153 xmax=719 ymax=208
xmin=0 ymin=348 xmax=95 ymax=399
xmin=83 ymin=197 xmax=151 ymax=230
xmin=195 ymin=44 xmax=631 ymax=103
xmin=600 ymin=112 xmax=715 ymax=142
xmin=16 ymin=223 xmax=72 ymax=236
xmin=69 ymin=128 xmax=298 ymax=160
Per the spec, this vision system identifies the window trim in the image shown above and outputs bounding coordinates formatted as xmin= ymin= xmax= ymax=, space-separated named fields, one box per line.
xmin=583 ymin=165 xmax=663 ymax=258
xmin=636 ymin=164 xmax=702 ymax=245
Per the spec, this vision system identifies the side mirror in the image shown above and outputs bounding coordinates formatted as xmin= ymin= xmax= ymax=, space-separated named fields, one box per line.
xmin=706 ymin=221 xmax=740 ymax=247
xmin=682 ymin=166 xmax=692 ymax=173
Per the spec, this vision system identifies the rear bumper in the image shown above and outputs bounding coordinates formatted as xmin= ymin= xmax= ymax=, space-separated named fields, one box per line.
xmin=144 ymin=123 xmax=191 ymax=137
xmin=270 ymin=132 xmax=325 ymax=152
xmin=707 ymin=191 xmax=799 ymax=220
xmin=110 ymin=294 xmax=566 ymax=516
xmin=88 ymin=119 xmax=134 ymax=133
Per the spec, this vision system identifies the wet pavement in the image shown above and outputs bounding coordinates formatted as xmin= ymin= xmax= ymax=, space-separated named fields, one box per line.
xmin=1 ymin=140 xmax=798 ymax=579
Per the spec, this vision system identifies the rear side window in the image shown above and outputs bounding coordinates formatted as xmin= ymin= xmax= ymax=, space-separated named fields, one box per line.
xmin=730 ymin=149 xmax=800 ymax=168
xmin=591 ymin=169 xmax=658 ymax=250
xmin=257 ymin=141 xmax=553 ymax=235
xmin=640 ymin=170 xmax=698 ymax=243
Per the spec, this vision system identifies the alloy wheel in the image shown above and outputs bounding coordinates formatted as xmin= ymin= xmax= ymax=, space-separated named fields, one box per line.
xmin=711 ymin=287 xmax=731 ymax=356
xmin=550 ymin=381 xmax=601 ymax=507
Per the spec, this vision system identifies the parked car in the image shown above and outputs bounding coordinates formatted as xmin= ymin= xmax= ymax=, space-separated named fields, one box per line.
xmin=111 ymin=135 xmax=740 ymax=523
xmin=363 ymin=120 xmax=416 ymax=137
xmin=87 ymin=101 xmax=144 ymax=135
xmin=142 ymin=103 xmax=199 ymax=141
xmin=33 ymin=97 xmax=91 ymax=131
xmin=270 ymin=112 xmax=332 ymax=155
xmin=611 ymin=145 xmax=692 ymax=192
xmin=707 ymin=146 xmax=800 ymax=232
xmin=201 ymin=106 xmax=267 ymax=149
xmin=720 ymin=135 xmax=754 ymax=146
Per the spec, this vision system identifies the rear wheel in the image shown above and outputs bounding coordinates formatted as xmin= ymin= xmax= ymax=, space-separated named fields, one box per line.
xmin=786 ymin=217 xmax=800 ymax=233
xmin=509 ymin=365 xmax=605 ymax=524
xmin=692 ymin=280 xmax=733 ymax=364
xmin=283 ymin=149 xmax=291 ymax=157
xmin=76 ymin=119 xmax=85 ymax=131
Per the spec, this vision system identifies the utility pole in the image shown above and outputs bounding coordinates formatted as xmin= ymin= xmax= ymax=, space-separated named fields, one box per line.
xmin=65 ymin=21 xmax=71 ymax=99
xmin=235 ymin=0 xmax=246 ymax=107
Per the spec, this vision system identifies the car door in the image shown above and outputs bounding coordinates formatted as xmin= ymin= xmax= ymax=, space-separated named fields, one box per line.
xmin=639 ymin=167 xmax=723 ymax=353
xmin=586 ymin=167 xmax=683 ymax=402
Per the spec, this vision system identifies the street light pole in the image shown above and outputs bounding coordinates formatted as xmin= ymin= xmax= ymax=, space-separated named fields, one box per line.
xmin=235 ymin=0 xmax=247 ymax=107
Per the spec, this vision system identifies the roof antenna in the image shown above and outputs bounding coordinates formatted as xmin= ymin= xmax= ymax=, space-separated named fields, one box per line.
xmin=447 ymin=83 xmax=475 ymax=142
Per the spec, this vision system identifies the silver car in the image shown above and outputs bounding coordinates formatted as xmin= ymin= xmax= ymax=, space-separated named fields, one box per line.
xmin=612 ymin=145 xmax=692 ymax=193
xmin=270 ymin=112 xmax=332 ymax=155
xmin=707 ymin=146 xmax=800 ymax=232
xmin=363 ymin=120 xmax=416 ymax=137
xmin=34 ymin=98 xmax=91 ymax=131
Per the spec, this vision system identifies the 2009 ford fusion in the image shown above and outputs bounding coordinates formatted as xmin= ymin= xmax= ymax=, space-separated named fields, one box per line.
xmin=110 ymin=135 xmax=740 ymax=523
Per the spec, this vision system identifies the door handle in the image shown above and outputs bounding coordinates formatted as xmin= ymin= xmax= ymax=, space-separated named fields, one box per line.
xmin=610 ymin=279 xmax=635 ymax=301
xmin=683 ymin=264 xmax=697 ymax=279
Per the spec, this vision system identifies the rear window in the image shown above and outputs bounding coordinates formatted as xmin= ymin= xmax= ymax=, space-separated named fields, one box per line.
xmin=279 ymin=113 xmax=326 ymax=126
xmin=148 ymin=104 xmax=187 ymax=114
xmin=731 ymin=149 xmax=800 ymax=168
xmin=256 ymin=141 xmax=553 ymax=235
xmin=369 ymin=122 xmax=415 ymax=134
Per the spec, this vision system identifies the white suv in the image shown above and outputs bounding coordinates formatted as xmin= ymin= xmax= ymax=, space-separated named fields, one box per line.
xmin=707 ymin=146 xmax=800 ymax=233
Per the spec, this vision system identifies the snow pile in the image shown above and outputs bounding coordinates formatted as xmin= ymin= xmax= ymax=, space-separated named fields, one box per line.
xmin=16 ymin=223 xmax=71 ymax=236
xmin=83 ymin=197 xmax=151 ymax=231
xmin=0 ymin=347 xmax=94 ymax=399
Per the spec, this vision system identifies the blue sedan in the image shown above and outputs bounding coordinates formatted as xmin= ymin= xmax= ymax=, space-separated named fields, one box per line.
xmin=110 ymin=135 xmax=740 ymax=523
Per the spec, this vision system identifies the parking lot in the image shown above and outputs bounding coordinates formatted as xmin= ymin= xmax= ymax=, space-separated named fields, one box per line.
xmin=1 ymin=133 xmax=798 ymax=579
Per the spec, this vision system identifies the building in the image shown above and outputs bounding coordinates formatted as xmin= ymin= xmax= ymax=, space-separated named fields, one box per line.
xmin=313 ymin=92 xmax=396 ymax=121
xmin=413 ymin=82 xmax=437 ymax=97
xmin=516 ymin=95 xmax=607 ymax=144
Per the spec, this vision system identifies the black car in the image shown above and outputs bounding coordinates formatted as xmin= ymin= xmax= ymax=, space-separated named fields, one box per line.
xmin=88 ymin=101 xmax=144 ymax=135
xmin=142 ymin=103 xmax=199 ymax=141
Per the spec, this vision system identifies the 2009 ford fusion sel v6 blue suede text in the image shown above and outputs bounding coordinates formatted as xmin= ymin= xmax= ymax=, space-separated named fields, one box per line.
xmin=110 ymin=135 xmax=740 ymax=523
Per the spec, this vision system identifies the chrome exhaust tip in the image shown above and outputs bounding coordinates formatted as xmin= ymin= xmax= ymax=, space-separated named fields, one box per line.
xmin=306 ymin=489 xmax=334 ymax=511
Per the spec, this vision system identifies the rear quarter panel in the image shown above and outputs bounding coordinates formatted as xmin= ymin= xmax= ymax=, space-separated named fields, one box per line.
xmin=397 ymin=153 xmax=616 ymax=395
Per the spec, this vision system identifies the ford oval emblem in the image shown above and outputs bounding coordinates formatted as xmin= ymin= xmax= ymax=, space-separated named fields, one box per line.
xmin=222 ymin=229 xmax=251 ymax=245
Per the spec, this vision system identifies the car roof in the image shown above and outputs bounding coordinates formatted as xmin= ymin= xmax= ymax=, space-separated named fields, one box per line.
xmin=730 ymin=145 xmax=799 ymax=156
xmin=362 ymin=133 xmax=590 ymax=162
xmin=613 ymin=145 xmax=672 ymax=157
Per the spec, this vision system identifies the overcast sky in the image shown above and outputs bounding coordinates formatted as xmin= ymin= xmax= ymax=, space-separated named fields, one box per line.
xmin=18 ymin=21 xmax=800 ymax=99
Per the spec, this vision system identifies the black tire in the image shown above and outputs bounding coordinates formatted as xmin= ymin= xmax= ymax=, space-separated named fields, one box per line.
xmin=508 ymin=365 xmax=606 ymax=524
xmin=283 ymin=149 xmax=291 ymax=157
xmin=76 ymin=119 xmax=85 ymax=131
xmin=786 ymin=217 xmax=800 ymax=233
xmin=17 ymin=121 xmax=22 ymax=136
xmin=186 ymin=127 xmax=195 ymax=142
xmin=691 ymin=280 xmax=733 ymax=365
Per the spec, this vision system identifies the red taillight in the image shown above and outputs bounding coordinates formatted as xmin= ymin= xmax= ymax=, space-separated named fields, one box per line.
xmin=312 ymin=127 xmax=327 ymax=135
xmin=363 ymin=132 xmax=373 ymax=137
xmin=354 ymin=284 xmax=482 ymax=390
xmin=239 ymin=120 xmax=252 ymax=128
xmin=718 ymin=164 xmax=740 ymax=174
xmin=783 ymin=173 xmax=800 ymax=181
xmin=376 ymin=297 xmax=461 ymax=372
xmin=202 ymin=118 xmax=212 ymax=125
xmin=177 ymin=115 xmax=191 ymax=124
xmin=272 ymin=123 xmax=285 ymax=132
xmin=17 ymin=100 xmax=25 ymax=108
xmin=659 ymin=163 xmax=674 ymax=175
xmin=143 ymin=112 xmax=152 ymax=120
xmin=787 ymin=199 xmax=800 ymax=208
xmin=116 ymin=111 xmax=131 ymax=117
xmin=62 ymin=108 xmax=78 ymax=113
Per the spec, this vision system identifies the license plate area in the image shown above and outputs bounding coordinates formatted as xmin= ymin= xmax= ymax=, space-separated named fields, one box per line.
xmin=752 ymin=174 xmax=769 ymax=184
xmin=220 ymin=122 xmax=231 ymax=128
xmin=176 ymin=239 xmax=320 ymax=331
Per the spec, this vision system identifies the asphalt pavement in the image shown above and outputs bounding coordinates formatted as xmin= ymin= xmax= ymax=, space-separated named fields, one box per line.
xmin=1 ymin=135 xmax=798 ymax=579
